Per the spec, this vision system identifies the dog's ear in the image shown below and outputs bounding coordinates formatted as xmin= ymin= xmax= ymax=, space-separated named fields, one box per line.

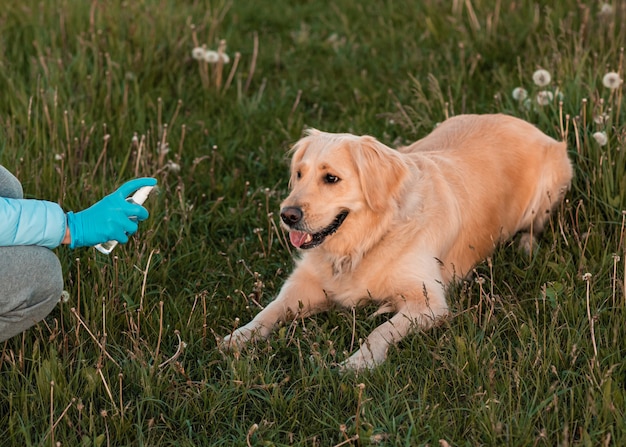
xmin=303 ymin=127 xmax=321 ymax=137
xmin=351 ymin=136 xmax=409 ymax=212
xmin=287 ymin=136 xmax=310 ymax=188
xmin=287 ymin=129 xmax=324 ymax=188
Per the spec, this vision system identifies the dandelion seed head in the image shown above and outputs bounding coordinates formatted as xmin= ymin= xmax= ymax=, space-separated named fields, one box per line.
xmin=582 ymin=272 xmax=592 ymax=281
xmin=54 ymin=153 xmax=64 ymax=161
xmin=536 ymin=90 xmax=554 ymax=106
xmin=165 ymin=160 xmax=181 ymax=173
xmin=60 ymin=290 xmax=70 ymax=303
xmin=592 ymin=131 xmax=608 ymax=146
xmin=203 ymin=50 xmax=220 ymax=63
xmin=158 ymin=142 xmax=170 ymax=155
xmin=532 ymin=69 xmax=551 ymax=87
xmin=512 ymin=87 xmax=528 ymax=101
xmin=203 ymin=49 xmax=230 ymax=64
xmin=602 ymin=72 xmax=623 ymax=90
xmin=599 ymin=3 xmax=613 ymax=17
xmin=191 ymin=47 xmax=205 ymax=60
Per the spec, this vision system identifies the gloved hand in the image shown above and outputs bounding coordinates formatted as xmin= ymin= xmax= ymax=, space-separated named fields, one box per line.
xmin=66 ymin=177 xmax=157 ymax=248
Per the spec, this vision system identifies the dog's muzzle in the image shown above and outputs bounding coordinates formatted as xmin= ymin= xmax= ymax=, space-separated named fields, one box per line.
xmin=280 ymin=207 xmax=348 ymax=249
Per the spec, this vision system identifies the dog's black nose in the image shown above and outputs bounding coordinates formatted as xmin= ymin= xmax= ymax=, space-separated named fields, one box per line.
xmin=280 ymin=206 xmax=303 ymax=226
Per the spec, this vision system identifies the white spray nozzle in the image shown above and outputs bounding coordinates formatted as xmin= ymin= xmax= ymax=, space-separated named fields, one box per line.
xmin=129 ymin=185 xmax=154 ymax=205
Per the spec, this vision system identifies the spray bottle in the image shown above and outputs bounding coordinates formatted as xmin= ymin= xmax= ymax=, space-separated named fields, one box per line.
xmin=94 ymin=185 xmax=154 ymax=254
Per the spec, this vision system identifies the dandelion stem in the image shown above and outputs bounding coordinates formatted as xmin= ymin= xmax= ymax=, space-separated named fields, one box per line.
xmin=584 ymin=274 xmax=598 ymax=367
xmin=50 ymin=381 xmax=55 ymax=447
xmin=155 ymin=300 xmax=164 ymax=362
xmin=244 ymin=32 xmax=258 ymax=94
xmin=119 ymin=373 xmax=124 ymax=420
xmin=223 ymin=52 xmax=241 ymax=92
xmin=70 ymin=307 xmax=121 ymax=369
xmin=246 ymin=423 xmax=259 ymax=447
xmin=354 ymin=383 xmax=366 ymax=441
xmin=97 ymin=367 xmax=117 ymax=412
xmin=158 ymin=330 xmax=184 ymax=369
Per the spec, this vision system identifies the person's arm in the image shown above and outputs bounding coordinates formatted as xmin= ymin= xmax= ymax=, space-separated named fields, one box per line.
xmin=0 ymin=177 xmax=156 ymax=249
xmin=0 ymin=197 xmax=67 ymax=248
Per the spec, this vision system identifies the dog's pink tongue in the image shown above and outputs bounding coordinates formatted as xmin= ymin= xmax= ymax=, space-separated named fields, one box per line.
xmin=289 ymin=231 xmax=312 ymax=248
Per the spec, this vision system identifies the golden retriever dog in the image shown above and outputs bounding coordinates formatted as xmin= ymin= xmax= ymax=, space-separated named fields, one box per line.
xmin=222 ymin=114 xmax=573 ymax=370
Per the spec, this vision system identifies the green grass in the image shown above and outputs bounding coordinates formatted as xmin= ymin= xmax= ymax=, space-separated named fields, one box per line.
xmin=1 ymin=0 xmax=625 ymax=445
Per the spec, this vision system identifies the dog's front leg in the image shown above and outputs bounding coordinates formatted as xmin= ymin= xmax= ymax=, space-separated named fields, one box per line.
xmin=341 ymin=287 xmax=448 ymax=371
xmin=221 ymin=266 xmax=329 ymax=351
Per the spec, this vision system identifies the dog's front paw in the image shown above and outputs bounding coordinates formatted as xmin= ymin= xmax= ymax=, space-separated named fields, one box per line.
xmin=340 ymin=345 xmax=388 ymax=372
xmin=220 ymin=327 xmax=255 ymax=352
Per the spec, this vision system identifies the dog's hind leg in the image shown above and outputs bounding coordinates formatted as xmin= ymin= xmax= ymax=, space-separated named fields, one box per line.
xmin=519 ymin=155 xmax=572 ymax=255
xmin=518 ymin=192 xmax=561 ymax=255
xmin=518 ymin=210 xmax=545 ymax=255
xmin=341 ymin=283 xmax=448 ymax=371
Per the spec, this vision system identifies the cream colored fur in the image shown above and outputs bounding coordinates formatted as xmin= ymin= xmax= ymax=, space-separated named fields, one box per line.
xmin=222 ymin=114 xmax=573 ymax=371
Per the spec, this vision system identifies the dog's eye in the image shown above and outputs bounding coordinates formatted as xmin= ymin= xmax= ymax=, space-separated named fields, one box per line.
xmin=324 ymin=174 xmax=340 ymax=184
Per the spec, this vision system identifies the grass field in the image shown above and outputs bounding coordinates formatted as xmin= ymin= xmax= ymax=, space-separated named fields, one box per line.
xmin=1 ymin=0 xmax=625 ymax=445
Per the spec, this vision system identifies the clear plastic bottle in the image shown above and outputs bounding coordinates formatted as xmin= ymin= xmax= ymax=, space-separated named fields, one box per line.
xmin=94 ymin=186 xmax=154 ymax=254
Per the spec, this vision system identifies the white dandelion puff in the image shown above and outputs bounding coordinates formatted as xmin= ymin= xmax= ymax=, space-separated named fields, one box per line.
xmin=536 ymin=90 xmax=554 ymax=106
xmin=532 ymin=69 xmax=551 ymax=87
xmin=158 ymin=142 xmax=170 ymax=155
xmin=512 ymin=87 xmax=528 ymax=101
xmin=602 ymin=72 xmax=623 ymax=90
xmin=203 ymin=50 xmax=220 ymax=63
xmin=204 ymin=49 xmax=230 ymax=64
xmin=191 ymin=47 xmax=205 ymax=60
xmin=54 ymin=154 xmax=64 ymax=161
xmin=592 ymin=131 xmax=608 ymax=146
xmin=60 ymin=290 xmax=70 ymax=303
xmin=599 ymin=3 xmax=613 ymax=18
xmin=166 ymin=160 xmax=181 ymax=173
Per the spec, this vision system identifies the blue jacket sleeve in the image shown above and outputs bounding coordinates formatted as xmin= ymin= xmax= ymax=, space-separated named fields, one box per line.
xmin=0 ymin=197 xmax=67 ymax=248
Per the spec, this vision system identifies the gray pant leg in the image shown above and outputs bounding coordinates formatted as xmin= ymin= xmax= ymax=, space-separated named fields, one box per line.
xmin=0 ymin=165 xmax=24 ymax=199
xmin=0 ymin=246 xmax=64 ymax=342
xmin=0 ymin=167 xmax=63 ymax=341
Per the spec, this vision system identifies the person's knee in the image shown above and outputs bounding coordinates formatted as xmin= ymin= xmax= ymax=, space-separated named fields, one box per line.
xmin=0 ymin=165 xmax=24 ymax=199
xmin=29 ymin=247 xmax=63 ymax=310
xmin=0 ymin=247 xmax=63 ymax=342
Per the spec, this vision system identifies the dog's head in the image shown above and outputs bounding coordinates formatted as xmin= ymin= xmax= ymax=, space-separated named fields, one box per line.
xmin=280 ymin=129 xmax=409 ymax=251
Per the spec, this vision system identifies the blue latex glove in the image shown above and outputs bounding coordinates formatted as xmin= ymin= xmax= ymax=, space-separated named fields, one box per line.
xmin=66 ymin=177 xmax=157 ymax=248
